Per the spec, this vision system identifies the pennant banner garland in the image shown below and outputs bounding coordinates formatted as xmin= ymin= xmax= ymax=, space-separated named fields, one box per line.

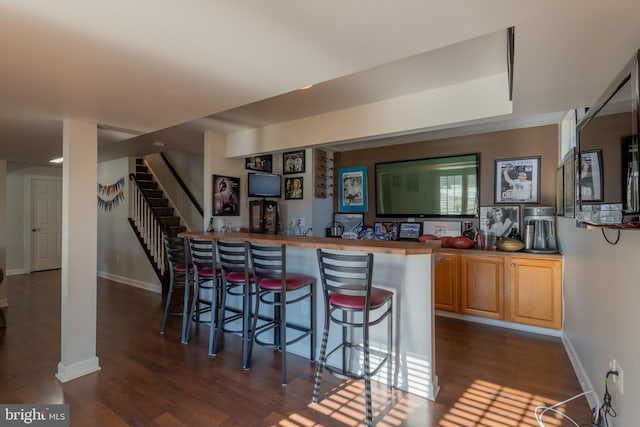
xmin=98 ymin=177 xmax=125 ymax=211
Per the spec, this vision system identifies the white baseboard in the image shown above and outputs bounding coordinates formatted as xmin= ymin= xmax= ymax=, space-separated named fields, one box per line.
xmin=56 ymin=357 xmax=101 ymax=383
xmin=562 ymin=334 xmax=599 ymax=411
xmin=97 ymin=271 xmax=161 ymax=294
xmin=435 ymin=310 xmax=562 ymax=337
xmin=6 ymin=268 xmax=26 ymax=276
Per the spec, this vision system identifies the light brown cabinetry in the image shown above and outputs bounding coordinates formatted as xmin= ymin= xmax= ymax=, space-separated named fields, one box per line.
xmin=460 ymin=254 xmax=505 ymax=320
xmin=434 ymin=252 xmax=458 ymax=312
xmin=506 ymin=257 xmax=562 ymax=329
xmin=435 ymin=251 xmax=563 ymax=330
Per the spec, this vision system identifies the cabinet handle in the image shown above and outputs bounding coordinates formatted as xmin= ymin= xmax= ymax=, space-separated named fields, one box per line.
xmin=511 ymin=263 xmax=516 ymax=267
xmin=499 ymin=263 xmax=503 ymax=267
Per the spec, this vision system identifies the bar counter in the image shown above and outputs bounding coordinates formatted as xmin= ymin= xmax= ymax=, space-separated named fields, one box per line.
xmin=179 ymin=231 xmax=441 ymax=401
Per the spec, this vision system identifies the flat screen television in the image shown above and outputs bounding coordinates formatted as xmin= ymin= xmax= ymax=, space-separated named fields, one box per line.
xmin=375 ymin=153 xmax=479 ymax=217
xmin=576 ymin=50 xmax=640 ymax=219
xmin=248 ymin=172 xmax=282 ymax=198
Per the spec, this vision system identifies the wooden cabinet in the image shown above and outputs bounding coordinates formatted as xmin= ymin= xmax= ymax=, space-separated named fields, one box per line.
xmin=460 ymin=254 xmax=505 ymax=320
xmin=506 ymin=257 xmax=562 ymax=329
xmin=249 ymin=200 xmax=279 ymax=234
xmin=434 ymin=253 xmax=458 ymax=312
xmin=435 ymin=251 xmax=563 ymax=330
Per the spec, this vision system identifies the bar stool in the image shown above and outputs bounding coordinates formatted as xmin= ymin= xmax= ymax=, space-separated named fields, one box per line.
xmin=313 ymin=249 xmax=393 ymax=427
xmin=212 ymin=241 xmax=256 ymax=370
xmin=248 ymin=243 xmax=315 ymax=386
xmin=160 ymin=236 xmax=193 ymax=344
xmin=185 ymin=238 xmax=221 ymax=341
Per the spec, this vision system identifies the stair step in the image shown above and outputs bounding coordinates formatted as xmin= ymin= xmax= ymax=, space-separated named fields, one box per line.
xmin=166 ymin=226 xmax=187 ymax=237
xmin=143 ymin=189 xmax=163 ymax=199
xmin=153 ymin=207 xmax=175 ymax=217
xmin=160 ymin=217 xmax=181 ymax=227
xmin=137 ymin=180 xmax=157 ymax=189
xmin=148 ymin=198 xmax=169 ymax=207
xmin=136 ymin=172 xmax=153 ymax=181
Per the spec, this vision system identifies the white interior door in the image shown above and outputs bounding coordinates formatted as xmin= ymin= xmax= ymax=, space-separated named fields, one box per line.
xmin=31 ymin=178 xmax=62 ymax=271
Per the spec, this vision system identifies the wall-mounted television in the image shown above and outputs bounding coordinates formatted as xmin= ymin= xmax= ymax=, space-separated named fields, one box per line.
xmin=247 ymin=172 xmax=282 ymax=198
xmin=375 ymin=153 xmax=479 ymax=217
xmin=576 ymin=50 xmax=640 ymax=219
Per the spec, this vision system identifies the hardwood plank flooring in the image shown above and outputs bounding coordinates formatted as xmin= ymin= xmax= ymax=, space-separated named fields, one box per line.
xmin=0 ymin=270 xmax=592 ymax=426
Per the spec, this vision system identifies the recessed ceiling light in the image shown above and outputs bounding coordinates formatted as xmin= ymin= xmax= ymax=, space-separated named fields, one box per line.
xmin=152 ymin=141 xmax=165 ymax=147
xmin=49 ymin=157 xmax=63 ymax=164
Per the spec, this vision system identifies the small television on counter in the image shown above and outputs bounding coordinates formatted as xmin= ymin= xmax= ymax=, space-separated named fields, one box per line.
xmin=248 ymin=172 xmax=282 ymax=198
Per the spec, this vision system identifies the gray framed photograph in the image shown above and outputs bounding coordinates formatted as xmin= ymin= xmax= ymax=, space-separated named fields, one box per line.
xmin=283 ymin=150 xmax=305 ymax=174
xmin=245 ymin=154 xmax=272 ymax=172
xmin=495 ymin=156 xmax=541 ymax=204
xmin=479 ymin=205 xmax=520 ymax=239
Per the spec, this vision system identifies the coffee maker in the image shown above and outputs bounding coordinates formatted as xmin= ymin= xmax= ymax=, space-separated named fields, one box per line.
xmin=523 ymin=206 xmax=558 ymax=253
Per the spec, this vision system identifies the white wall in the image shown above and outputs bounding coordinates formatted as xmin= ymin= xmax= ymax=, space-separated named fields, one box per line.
xmin=559 ymin=216 xmax=640 ymax=424
xmin=97 ymin=157 xmax=161 ymax=292
xmin=6 ymin=166 xmax=62 ymax=274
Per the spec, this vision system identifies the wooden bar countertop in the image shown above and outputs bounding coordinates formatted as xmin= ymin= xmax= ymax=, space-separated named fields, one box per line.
xmin=178 ymin=231 xmax=441 ymax=255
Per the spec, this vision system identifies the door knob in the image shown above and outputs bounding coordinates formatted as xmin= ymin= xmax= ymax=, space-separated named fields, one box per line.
xmin=31 ymin=228 xmax=40 ymax=232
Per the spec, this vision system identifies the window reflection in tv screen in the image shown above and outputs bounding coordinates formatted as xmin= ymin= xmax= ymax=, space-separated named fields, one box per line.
xmin=375 ymin=154 xmax=479 ymax=217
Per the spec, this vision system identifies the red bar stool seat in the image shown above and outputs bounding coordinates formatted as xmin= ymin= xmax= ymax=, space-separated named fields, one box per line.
xmin=313 ymin=249 xmax=393 ymax=427
xmin=248 ymin=243 xmax=315 ymax=385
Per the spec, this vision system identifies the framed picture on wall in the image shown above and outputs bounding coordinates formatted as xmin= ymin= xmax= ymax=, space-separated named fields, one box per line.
xmin=245 ymin=154 xmax=272 ymax=173
xmin=213 ymin=175 xmax=240 ymax=216
xmin=578 ymin=149 xmax=603 ymax=202
xmin=556 ymin=166 xmax=564 ymax=216
xmin=495 ymin=156 xmax=541 ymax=204
xmin=284 ymin=177 xmax=303 ymax=200
xmin=563 ymin=149 xmax=576 ymax=218
xmin=338 ymin=166 xmax=367 ymax=212
xmin=283 ymin=150 xmax=305 ymax=174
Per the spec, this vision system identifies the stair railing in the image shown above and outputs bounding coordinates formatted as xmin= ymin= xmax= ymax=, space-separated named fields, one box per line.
xmin=129 ymin=173 xmax=166 ymax=276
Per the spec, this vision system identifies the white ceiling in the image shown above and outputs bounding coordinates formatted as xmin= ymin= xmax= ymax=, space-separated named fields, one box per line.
xmin=1 ymin=1 xmax=640 ymax=169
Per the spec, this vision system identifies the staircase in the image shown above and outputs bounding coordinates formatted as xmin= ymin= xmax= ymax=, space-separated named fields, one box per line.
xmin=134 ymin=160 xmax=186 ymax=237
xmin=128 ymin=158 xmax=188 ymax=292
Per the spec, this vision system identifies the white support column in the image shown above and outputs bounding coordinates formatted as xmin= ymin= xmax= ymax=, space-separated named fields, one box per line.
xmin=56 ymin=119 xmax=101 ymax=382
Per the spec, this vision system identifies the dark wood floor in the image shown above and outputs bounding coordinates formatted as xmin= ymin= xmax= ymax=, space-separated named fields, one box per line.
xmin=0 ymin=270 xmax=592 ymax=426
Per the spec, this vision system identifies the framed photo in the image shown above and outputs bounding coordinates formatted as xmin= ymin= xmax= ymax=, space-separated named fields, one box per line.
xmin=495 ymin=156 xmax=541 ymax=203
xmin=422 ymin=220 xmax=461 ymax=237
xmin=398 ymin=222 xmax=423 ymax=241
xmin=334 ymin=213 xmax=364 ymax=234
xmin=563 ymin=149 xmax=576 ymax=218
xmin=579 ymin=149 xmax=603 ymax=202
xmin=556 ymin=166 xmax=564 ymax=216
xmin=283 ymin=150 xmax=305 ymax=174
xmin=284 ymin=177 xmax=303 ymax=200
xmin=213 ymin=175 xmax=240 ymax=216
xmin=338 ymin=166 xmax=367 ymax=212
xmin=479 ymin=205 xmax=520 ymax=238
xmin=245 ymin=154 xmax=272 ymax=173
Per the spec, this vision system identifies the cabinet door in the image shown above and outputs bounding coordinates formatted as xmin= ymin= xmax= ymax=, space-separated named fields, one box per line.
xmin=507 ymin=257 xmax=562 ymax=329
xmin=460 ymin=254 xmax=504 ymax=319
xmin=434 ymin=252 xmax=458 ymax=312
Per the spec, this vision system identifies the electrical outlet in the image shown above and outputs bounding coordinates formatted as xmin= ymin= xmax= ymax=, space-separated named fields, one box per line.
xmin=615 ymin=362 xmax=624 ymax=395
xmin=297 ymin=217 xmax=305 ymax=227
xmin=609 ymin=356 xmax=624 ymax=395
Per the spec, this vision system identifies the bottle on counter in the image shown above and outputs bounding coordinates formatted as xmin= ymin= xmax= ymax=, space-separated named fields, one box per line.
xmin=462 ymin=221 xmax=477 ymax=242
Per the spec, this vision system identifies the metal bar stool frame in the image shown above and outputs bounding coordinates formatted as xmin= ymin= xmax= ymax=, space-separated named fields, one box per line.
xmin=160 ymin=236 xmax=194 ymax=344
xmin=248 ymin=243 xmax=316 ymax=386
xmin=185 ymin=238 xmax=221 ymax=341
xmin=212 ymin=240 xmax=256 ymax=370
xmin=313 ymin=249 xmax=393 ymax=427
